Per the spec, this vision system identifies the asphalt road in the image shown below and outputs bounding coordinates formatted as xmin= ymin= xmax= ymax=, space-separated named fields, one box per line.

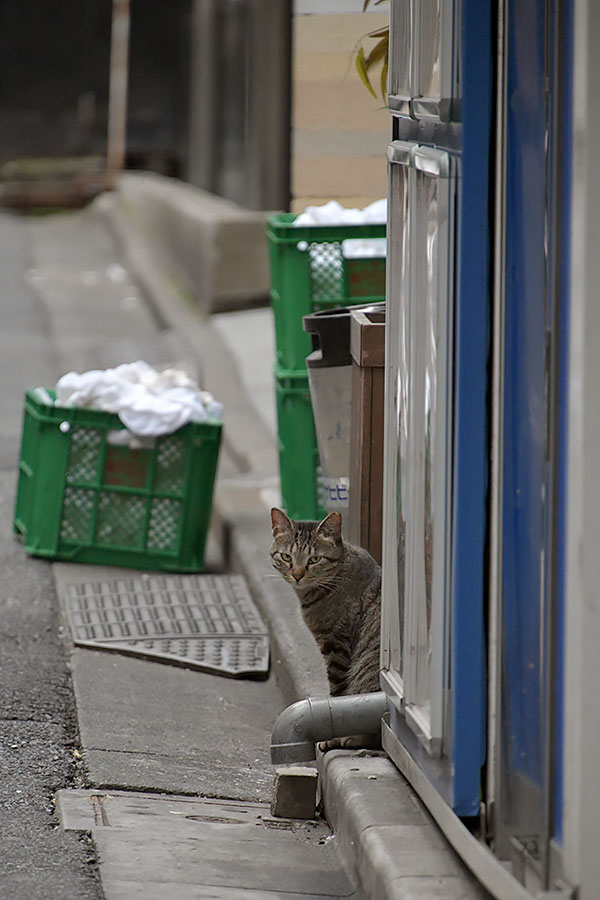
xmin=0 ymin=213 xmax=103 ymax=899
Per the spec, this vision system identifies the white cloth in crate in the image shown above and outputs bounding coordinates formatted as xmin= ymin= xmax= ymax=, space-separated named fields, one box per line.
xmin=292 ymin=198 xmax=387 ymax=227
xmin=293 ymin=199 xmax=387 ymax=261
xmin=56 ymin=361 xmax=223 ymax=438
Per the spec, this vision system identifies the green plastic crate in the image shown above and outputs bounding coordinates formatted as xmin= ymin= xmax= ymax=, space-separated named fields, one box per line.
xmin=274 ymin=365 xmax=326 ymax=522
xmin=14 ymin=388 xmax=222 ymax=572
xmin=267 ymin=213 xmax=386 ymax=371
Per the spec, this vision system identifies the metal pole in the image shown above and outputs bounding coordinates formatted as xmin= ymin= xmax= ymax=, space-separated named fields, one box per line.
xmin=107 ymin=0 xmax=130 ymax=172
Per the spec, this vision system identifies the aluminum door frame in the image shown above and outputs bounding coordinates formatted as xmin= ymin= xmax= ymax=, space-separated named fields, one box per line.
xmin=388 ymin=0 xmax=457 ymax=122
xmin=404 ymin=145 xmax=455 ymax=754
xmin=382 ymin=0 xmax=491 ymax=819
xmin=382 ymin=142 xmax=455 ymax=760
xmin=488 ymin=0 xmax=572 ymax=890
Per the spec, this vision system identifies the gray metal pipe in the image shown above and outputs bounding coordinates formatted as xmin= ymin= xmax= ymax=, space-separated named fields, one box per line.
xmin=270 ymin=691 xmax=389 ymax=764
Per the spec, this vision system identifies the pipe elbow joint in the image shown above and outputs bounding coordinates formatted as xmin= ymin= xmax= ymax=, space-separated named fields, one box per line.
xmin=270 ymin=691 xmax=389 ymax=765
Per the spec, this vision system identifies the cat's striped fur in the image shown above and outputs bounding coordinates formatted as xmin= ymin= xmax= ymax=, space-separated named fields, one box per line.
xmin=270 ymin=508 xmax=381 ymax=696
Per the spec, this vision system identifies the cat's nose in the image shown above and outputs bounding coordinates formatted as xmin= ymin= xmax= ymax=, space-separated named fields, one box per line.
xmin=291 ymin=567 xmax=305 ymax=582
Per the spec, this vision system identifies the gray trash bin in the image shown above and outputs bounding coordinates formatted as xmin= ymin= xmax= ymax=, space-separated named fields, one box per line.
xmin=303 ymin=302 xmax=385 ymax=517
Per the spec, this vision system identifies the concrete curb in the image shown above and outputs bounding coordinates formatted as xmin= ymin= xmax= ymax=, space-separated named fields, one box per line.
xmin=108 ymin=172 xmax=272 ymax=314
xmin=319 ymin=752 xmax=488 ymax=899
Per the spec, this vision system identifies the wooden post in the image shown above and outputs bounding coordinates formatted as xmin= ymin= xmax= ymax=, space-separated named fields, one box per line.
xmin=107 ymin=0 xmax=131 ymax=172
xmin=348 ymin=307 xmax=386 ymax=563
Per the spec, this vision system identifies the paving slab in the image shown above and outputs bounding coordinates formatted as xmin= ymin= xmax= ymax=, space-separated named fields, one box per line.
xmin=27 ymin=208 xmax=160 ymax=376
xmin=211 ymin=307 xmax=277 ymax=438
xmin=53 ymin=562 xmax=283 ymax=802
xmin=68 ymin=647 xmax=281 ymax=800
xmin=57 ymin=789 xmax=362 ymax=899
xmin=0 ymin=213 xmax=58 ymax=468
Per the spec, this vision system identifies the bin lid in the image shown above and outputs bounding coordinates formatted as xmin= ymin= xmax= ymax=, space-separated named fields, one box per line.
xmin=303 ymin=302 xmax=385 ymax=368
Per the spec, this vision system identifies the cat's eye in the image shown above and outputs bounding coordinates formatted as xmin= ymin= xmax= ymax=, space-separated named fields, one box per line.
xmin=280 ymin=552 xmax=291 ymax=562
xmin=308 ymin=555 xmax=322 ymax=565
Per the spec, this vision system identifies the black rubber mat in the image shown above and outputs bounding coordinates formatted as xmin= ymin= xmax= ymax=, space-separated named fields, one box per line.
xmin=63 ymin=574 xmax=269 ymax=676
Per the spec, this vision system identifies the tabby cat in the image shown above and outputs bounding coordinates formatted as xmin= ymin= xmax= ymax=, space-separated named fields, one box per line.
xmin=270 ymin=507 xmax=381 ymax=697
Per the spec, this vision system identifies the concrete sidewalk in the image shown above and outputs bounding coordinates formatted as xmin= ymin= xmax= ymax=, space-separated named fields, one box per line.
xmin=103 ymin=190 xmax=488 ymax=899
xmin=5 ymin=198 xmax=487 ymax=899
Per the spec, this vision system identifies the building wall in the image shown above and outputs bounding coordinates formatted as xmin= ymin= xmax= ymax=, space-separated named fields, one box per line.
xmin=0 ymin=0 xmax=189 ymax=176
xmin=291 ymin=11 xmax=390 ymax=213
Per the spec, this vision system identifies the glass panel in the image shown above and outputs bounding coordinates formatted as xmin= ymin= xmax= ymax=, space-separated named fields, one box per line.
xmin=382 ymin=144 xmax=454 ymax=757
xmin=418 ymin=0 xmax=442 ymax=102
xmin=413 ymin=0 xmax=455 ymax=121
xmin=388 ymin=0 xmax=413 ymax=115
xmin=404 ymin=165 xmax=434 ymax=723
xmin=382 ymin=142 xmax=412 ymax=690
xmin=404 ymin=148 xmax=453 ymax=751
xmin=420 ymin=165 xmax=440 ymax=710
xmin=395 ymin=154 xmax=411 ymax=684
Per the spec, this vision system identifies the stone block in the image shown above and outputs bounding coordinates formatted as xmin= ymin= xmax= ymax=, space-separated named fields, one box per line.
xmin=271 ymin=766 xmax=319 ymax=819
xmin=113 ymin=172 xmax=272 ymax=313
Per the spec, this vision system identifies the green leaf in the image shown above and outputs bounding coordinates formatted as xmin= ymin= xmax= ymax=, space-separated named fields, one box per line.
xmin=356 ymin=46 xmax=377 ymax=98
xmin=365 ymin=34 xmax=388 ymax=69
xmin=380 ymin=58 xmax=388 ymax=100
xmin=366 ymin=27 xmax=390 ymax=38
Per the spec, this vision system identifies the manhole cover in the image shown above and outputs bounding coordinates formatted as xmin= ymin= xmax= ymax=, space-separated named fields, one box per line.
xmin=63 ymin=574 xmax=269 ymax=677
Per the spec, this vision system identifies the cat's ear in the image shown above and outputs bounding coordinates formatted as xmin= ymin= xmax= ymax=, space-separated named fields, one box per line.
xmin=316 ymin=511 xmax=342 ymax=541
xmin=271 ymin=507 xmax=293 ymax=536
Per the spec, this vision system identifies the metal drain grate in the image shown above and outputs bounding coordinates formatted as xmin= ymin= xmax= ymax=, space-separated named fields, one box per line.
xmin=63 ymin=574 xmax=269 ymax=677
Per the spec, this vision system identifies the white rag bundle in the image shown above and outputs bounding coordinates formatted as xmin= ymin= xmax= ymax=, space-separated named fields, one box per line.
xmin=56 ymin=361 xmax=223 ymax=437
xmin=293 ymin=198 xmax=387 ymax=227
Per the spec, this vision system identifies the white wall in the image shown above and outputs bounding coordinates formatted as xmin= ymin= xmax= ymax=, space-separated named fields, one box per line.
xmin=295 ymin=1 xmax=384 ymax=14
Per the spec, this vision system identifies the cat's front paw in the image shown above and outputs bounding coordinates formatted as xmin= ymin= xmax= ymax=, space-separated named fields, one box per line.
xmin=317 ymin=733 xmax=381 ymax=753
xmin=317 ymin=736 xmax=349 ymax=753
